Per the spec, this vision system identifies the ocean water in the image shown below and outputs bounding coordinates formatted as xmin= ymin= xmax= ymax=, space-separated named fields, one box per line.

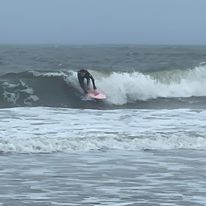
xmin=1 ymin=45 xmax=206 ymax=205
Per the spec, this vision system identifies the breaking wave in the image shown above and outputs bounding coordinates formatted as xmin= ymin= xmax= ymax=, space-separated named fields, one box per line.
xmin=0 ymin=63 xmax=206 ymax=108
xmin=0 ymin=107 xmax=205 ymax=154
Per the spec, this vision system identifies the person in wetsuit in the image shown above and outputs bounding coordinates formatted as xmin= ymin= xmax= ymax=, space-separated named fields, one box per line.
xmin=77 ymin=69 xmax=97 ymax=94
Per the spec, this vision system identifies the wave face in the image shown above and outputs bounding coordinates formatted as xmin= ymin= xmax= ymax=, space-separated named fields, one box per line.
xmin=1 ymin=64 xmax=206 ymax=109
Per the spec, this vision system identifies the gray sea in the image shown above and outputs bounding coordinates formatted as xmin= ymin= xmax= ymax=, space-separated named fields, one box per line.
xmin=0 ymin=45 xmax=206 ymax=205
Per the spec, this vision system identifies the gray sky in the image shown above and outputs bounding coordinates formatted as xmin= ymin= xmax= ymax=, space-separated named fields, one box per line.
xmin=0 ymin=0 xmax=206 ymax=45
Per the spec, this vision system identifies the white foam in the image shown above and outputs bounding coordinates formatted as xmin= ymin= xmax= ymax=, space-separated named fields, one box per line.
xmin=3 ymin=91 xmax=19 ymax=104
xmin=31 ymin=70 xmax=67 ymax=78
xmin=0 ymin=107 xmax=205 ymax=153
xmin=2 ymin=80 xmax=39 ymax=105
xmin=95 ymin=65 xmax=206 ymax=105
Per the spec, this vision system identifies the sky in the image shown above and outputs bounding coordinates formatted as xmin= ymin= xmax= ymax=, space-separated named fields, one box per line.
xmin=0 ymin=0 xmax=206 ymax=45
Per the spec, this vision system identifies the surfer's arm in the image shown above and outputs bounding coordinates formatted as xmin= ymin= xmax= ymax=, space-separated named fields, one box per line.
xmin=86 ymin=78 xmax=90 ymax=87
xmin=89 ymin=75 xmax=97 ymax=90
xmin=79 ymin=78 xmax=88 ymax=94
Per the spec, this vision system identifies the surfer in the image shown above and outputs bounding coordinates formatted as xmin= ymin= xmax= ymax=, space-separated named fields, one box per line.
xmin=77 ymin=69 xmax=97 ymax=94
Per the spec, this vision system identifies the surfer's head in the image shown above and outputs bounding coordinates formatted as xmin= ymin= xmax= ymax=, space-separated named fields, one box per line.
xmin=79 ymin=69 xmax=87 ymax=76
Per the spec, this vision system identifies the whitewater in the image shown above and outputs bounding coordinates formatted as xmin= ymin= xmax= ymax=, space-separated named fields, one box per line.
xmin=0 ymin=107 xmax=206 ymax=153
xmin=1 ymin=64 xmax=206 ymax=108
xmin=1 ymin=45 xmax=206 ymax=205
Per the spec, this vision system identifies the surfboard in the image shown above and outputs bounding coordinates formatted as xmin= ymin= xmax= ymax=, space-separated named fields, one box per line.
xmin=87 ymin=90 xmax=106 ymax=100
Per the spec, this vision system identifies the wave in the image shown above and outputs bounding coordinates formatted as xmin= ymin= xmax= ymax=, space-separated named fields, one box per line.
xmin=1 ymin=132 xmax=205 ymax=154
xmin=0 ymin=107 xmax=206 ymax=154
xmin=0 ymin=64 xmax=206 ymax=108
xmin=99 ymin=64 xmax=206 ymax=105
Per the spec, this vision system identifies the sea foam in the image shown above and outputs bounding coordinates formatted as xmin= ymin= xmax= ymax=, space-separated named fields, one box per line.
xmin=0 ymin=107 xmax=205 ymax=153
xmin=95 ymin=65 xmax=206 ymax=105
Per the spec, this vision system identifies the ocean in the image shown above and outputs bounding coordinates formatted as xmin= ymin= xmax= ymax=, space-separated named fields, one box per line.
xmin=0 ymin=44 xmax=206 ymax=205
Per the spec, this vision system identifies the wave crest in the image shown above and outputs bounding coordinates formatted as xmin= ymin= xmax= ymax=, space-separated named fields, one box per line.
xmin=97 ymin=64 xmax=206 ymax=104
xmin=0 ymin=64 xmax=206 ymax=108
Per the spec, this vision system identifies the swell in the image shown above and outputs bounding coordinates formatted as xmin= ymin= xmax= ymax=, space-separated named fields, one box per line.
xmin=0 ymin=64 xmax=206 ymax=109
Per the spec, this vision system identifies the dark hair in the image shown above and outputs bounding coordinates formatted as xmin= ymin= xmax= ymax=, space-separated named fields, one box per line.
xmin=79 ymin=69 xmax=87 ymax=73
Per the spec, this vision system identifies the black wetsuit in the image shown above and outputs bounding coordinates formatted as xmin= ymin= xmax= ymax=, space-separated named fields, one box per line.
xmin=77 ymin=70 xmax=97 ymax=94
